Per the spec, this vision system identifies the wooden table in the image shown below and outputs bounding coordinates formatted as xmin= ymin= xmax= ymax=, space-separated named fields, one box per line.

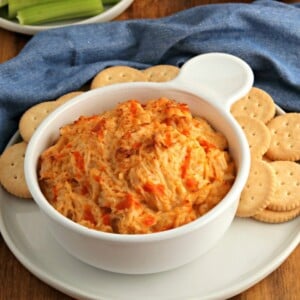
xmin=0 ymin=1 xmax=299 ymax=299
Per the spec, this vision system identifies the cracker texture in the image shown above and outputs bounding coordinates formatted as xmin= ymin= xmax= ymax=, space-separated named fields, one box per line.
xmin=236 ymin=160 xmax=275 ymax=217
xmin=268 ymin=161 xmax=300 ymax=211
xmin=19 ymin=101 xmax=59 ymax=142
xmin=91 ymin=66 xmax=147 ymax=89
xmin=235 ymin=115 xmax=271 ymax=159
xmin=253 ymin=206 xmax=300 ymax=223
xmin=56 ymin=91 xmax=84 ymax=104
xmin=231 ymin=87 xmax=276 ymax=123
xmin=0 ymin=142 xmax=31 ymax=199
xmin=143 ymin=65 xmax=180 ymax=82
xmin=266 ymin=113 xmax=300 ymax=161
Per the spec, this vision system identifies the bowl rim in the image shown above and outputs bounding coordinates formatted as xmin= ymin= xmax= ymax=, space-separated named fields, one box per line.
xmin=24 ymin=81 xmax=251 ymax=243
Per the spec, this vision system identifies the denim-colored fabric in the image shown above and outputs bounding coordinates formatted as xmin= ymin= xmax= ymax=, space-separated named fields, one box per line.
xmin=1 ymin=0 xmax=300 ymax=152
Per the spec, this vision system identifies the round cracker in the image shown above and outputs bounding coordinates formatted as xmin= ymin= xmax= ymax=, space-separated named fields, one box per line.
xmin=235 ymin=116 xmax=271 ymax=159
xmin=56 ymin=91 xmax=84 ymax=104
xmin=0 ymin=142 xmax=31 ymax=199
xmin=268 ymin=161 xmax=300 ymax=211
xmin=19 ymin=101 xmax=60 ymax=142
xmin=143 ymin=65 xmax=180 ymax=82
xmin=231 ymin=87 xmax=276 ymax=124
xmin=236 ymin=160 xmax=275 ymax=217
xmin=265 ymin=113 xmax=300 ymax=161
xmin=91 ymin=66 xmax=147 ymax=89
xmin=253 ymin=206 xmax=300 ymax=223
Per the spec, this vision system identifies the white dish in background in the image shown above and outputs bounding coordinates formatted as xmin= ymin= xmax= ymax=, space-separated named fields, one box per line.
xmin=0 ymin=132 xmax=299 ymax=299
xmin=0 ymin=0 xmax=134 ymax=35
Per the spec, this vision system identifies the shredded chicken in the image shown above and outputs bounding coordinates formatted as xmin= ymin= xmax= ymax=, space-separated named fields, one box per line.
xmin=39 ymin=97 xmax=236 ymax=234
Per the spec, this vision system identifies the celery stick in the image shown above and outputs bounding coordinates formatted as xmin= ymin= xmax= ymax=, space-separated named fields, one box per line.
xmin=17 ymin=0 xmax=104 ymax=25
xmin=0 ymin=0 xmax=8 ymax=8
xmin=8 ymin=0 xmax=57 ymax=18
xmin=103 ymin=0 xmax=120 ymax=4
xmin=0 ymin=5 xmax=8 ymax=18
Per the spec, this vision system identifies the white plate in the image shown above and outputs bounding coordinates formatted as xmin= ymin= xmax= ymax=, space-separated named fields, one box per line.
xmin=0 ymin=0 xmax=134 ymax=35
xmin=0 ymin=130 xmax=299 ymax=300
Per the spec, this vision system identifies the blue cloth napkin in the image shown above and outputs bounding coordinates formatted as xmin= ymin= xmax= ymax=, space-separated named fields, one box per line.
xmin=1 ymin=0 xmax=300 ymax=153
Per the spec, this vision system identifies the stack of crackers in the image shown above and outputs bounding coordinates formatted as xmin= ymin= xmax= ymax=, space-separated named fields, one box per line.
xmin=0 ymin=65 xmax=299 ymax=224
xmin=231 ymin=87 xmax=300 ymax=223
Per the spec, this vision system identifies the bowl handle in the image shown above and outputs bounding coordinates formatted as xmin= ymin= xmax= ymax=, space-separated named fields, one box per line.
xmin=172 ymin=52 xmax=254 ymax=110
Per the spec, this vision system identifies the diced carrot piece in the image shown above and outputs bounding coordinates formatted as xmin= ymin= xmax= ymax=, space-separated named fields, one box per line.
xmin=102 ymin=214 xmax=111 ymax=226
xmin=199 ymin=139 xmax=215 ymax=152
xmin=129 ymin=100 xmax=139 ymax=116
xmin=83 ymin=205 xmax=96 ymax=225
xmin=143 ymin=215 xmax=155 ymax=226
xmin=181 ymin=147 xmax=191 ymax=178
xmin=132 ymin=142 xmax=142 ymax=150
xmin=116 ymin=193 xmax=134 ymax=210
xmin=178 ymin=103 xmax=189 ymax=112
xmin=185 ymin=177 xmax=198 ymax=191
xmin=92 ymin=119 xmax=106 ymax=139
xmin=165 ymin=131 xmax=172 ymax=147
xmin=143 ymin=182 xmax=165 ymax=196
xmin=81 ymin=184 xmax=89 ymax=195
xmin=72 ymin=151 xmax=84 ymax=172
xmin=181 ymin=128 xmax=190 ymax=136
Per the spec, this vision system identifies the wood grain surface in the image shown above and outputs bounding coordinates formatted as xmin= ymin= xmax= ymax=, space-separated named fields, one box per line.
xmin=0 ymin=1 xmax=299 ymax=299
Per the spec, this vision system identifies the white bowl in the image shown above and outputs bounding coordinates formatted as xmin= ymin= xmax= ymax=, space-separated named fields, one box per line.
xmin=25 ymin=53 xmax=253 ymax=274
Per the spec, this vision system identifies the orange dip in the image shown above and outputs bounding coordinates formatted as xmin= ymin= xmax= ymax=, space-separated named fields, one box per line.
xmin=39 ymin=98 xmax=236 ymax=234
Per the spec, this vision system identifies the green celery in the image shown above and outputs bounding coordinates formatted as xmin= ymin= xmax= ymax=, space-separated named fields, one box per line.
xmin=16 ymin=0 xmax=104 ymax=25
xmin=103 ymin=0 xmax=120 ymax=4
xmin=0 ymin=0 xmax=8 ymax=8
xmin=0 ymin=5 xmax=8 ymax=18
xmin=8 ymin=0 xmax=57 ymax=18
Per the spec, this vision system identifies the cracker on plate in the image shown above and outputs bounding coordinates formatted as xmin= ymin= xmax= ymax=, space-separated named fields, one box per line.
xmin=267 ymin=161 xmax=300 ymax=211
xmin=91 ymin=66 xmax=147 ymax=89
xmin=265 ymin=113 xmax=300 ymax=161
xmin=236 ymin=160 xmax=275 ymax=218
xmin=143 ymin=65 xmax=180 ymax=82
xmin=19 ymin=101 xmax=60 ymax=142
xmin=253 ymin=206 xmax=300 ymax=224
xmin=56 ymin=91 xmax=84 ymax=104
xmin=231 ymin=87 xmax=276 ymax=124
xmin=0 ymin=142 xmax=31 ymax=199
xmin=235 ymin=115 xmax=271 ymax=159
